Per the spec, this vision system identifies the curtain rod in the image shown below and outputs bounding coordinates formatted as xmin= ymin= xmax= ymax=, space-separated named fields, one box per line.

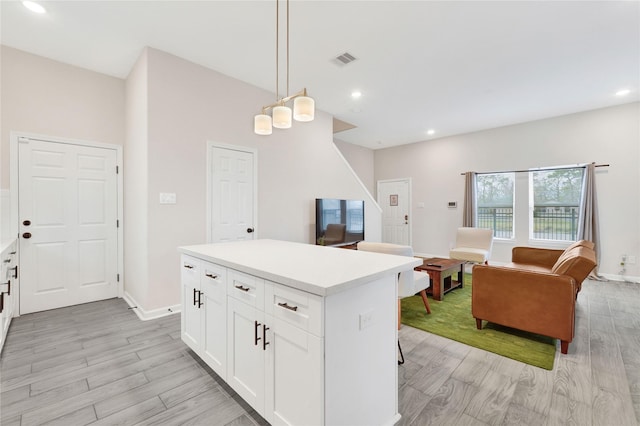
xmin=460 ymin=163 xmax=609 ymax=176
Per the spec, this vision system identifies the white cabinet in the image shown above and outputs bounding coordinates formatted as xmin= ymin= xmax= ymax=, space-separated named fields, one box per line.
xmin=180 ymin=255 xmax=227 ymax=379
xmin=0 ymin=239 xmax=18 ymax=353
xmin=180 ymin=240 xmax=412 ymax=426
xmin=180 ymin=256 xmax=201 ymax=350
xmin=226 ymin=272 xmax=324 ymax=426
xmin=265 ymin=281 xmax=324 ymax=425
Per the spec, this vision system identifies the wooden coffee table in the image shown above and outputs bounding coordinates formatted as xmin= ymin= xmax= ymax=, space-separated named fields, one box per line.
xmin=415 ymin=257 xmax=464 ymax=301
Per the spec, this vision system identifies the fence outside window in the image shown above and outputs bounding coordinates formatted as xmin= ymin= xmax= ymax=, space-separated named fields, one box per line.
xmin=477 ymin=204 xmax=580 ymax=240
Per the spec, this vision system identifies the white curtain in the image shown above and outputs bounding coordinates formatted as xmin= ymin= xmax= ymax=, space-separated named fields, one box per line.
xmin=463 ymin=172 xmax=476 ymax=227
xmin=578 ymin=163 xmax=602 ymax=279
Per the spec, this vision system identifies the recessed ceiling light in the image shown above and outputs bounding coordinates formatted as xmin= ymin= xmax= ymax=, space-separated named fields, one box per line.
xmin=23 ymin=1 xmax=46 ymax=14
xmin=615 ymin=89 xmax=631 ymax=97
xmin=427 ymin=129 xmax=435 ymax=135
xmin=351 ymin=91 xmax=362 ymax=99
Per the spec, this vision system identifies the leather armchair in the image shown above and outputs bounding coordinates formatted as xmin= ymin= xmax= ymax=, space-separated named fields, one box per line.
xmin=472 ymin=241 xmax=596 ymax=354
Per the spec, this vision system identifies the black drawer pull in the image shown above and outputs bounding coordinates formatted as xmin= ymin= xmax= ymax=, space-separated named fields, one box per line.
xmin=235 ymin=285 xmax=250 ymax=292
xmin=277 ymin=302 xmax=298 ymax=312
xmin=183 ymin=263 xmax=194 ymax=269
xmin=205 ymin=273 xmax=218 ymax=280
xmin=263 ymin=324 xmax=270 ymax=350
xmin=254 ymin=320 xmax=261 ymax=346
xmin=193 ymin=288 xmax=198 ymax=306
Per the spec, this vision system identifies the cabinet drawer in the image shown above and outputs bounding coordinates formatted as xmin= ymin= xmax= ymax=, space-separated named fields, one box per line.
xmin=265 ymin=282 xmax=323 ymax=337
xmin=201 ymin=262 xmax=227 ymax=300
xmin=228 ymin=270 xmax=264 ymax=309
xmin=181 ymin=255 xmax=200 ymax=287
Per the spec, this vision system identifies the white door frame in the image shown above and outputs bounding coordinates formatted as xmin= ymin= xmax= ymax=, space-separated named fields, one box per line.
xmin=206 ymin=142 xmax=258 ymax=243
xmin=10 ymin=131 xmax=124 ymax=315
xmin=377 ymin=178 xmax=412 ymax=246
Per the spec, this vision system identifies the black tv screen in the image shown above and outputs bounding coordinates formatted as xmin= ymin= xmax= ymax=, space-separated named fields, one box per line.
xmin=315 ymin=198 xmax=365 ymax=246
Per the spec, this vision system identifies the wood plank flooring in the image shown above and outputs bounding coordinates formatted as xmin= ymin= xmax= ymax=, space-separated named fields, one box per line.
xmin=1 ymin=278 xmax=638 ymax=425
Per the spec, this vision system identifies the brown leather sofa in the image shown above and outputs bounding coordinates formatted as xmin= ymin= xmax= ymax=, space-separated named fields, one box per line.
xmin=472 ymin=240 xmax=597 ymax=354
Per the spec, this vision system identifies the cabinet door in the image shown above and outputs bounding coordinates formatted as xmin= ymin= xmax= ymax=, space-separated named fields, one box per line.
xmin=201 ymin=263 xmax=227 ymax=379
xmin=265 ymin=315 xmax=323 ymax=426
xmin=181 ymin=256 xmax=201 ymax=352
xmin=227 ymin=297 xmax=265 ymax=415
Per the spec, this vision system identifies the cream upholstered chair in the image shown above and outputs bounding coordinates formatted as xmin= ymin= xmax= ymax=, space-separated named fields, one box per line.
xmin=357 ymin=242 xmax=431 ymax=330
xmin=449 ymin=227 xmax=494 ymax=265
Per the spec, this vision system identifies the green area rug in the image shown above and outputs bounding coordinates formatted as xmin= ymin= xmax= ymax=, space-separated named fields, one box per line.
xmin=401 ymin=275 xmax=556 ymax=370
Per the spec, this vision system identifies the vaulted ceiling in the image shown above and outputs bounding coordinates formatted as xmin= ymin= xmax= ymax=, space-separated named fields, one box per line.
xmin=2 ymin=1 xmax=638 ymax=149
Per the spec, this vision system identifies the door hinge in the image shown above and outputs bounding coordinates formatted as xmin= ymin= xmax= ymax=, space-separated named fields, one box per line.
xmin=117 ymin=273 xmax=120 ymax=282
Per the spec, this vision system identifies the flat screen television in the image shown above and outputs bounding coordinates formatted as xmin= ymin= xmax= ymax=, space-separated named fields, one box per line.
xmin=315 ymin=198 xmax=365 ymax=246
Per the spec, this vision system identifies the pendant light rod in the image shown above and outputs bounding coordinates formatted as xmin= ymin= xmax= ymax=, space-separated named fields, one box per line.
xmin=253 ymin=0 xmax=315 ymax=135
xmin=275 ymin=0 xmax=279 ymax=100
xmin=286 ymin=0 xmax=290 ymax=97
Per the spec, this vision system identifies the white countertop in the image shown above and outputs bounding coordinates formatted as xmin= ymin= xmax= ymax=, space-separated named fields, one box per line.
xmin=179 ymin=239 xmax=422 ymax=296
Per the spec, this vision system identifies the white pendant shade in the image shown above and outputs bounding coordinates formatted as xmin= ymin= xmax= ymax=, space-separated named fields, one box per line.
xmin=272 ymin=105 xmax=292 ymax=129
xmin=254 ymin=114 xmax=272 ymax=135
xmin=293 ymin=96 xmax=315 ymax=122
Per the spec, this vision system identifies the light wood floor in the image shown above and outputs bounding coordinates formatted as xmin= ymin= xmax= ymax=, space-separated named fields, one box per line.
xmin=1 ymin=279 xmax=638 ymax=425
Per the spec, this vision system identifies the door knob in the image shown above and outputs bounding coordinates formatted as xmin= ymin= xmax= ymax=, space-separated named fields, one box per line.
xmin=247 ymin=228 xmax=254 ymax=233
xmin=22 ymin=232 xmax=32 ymax=239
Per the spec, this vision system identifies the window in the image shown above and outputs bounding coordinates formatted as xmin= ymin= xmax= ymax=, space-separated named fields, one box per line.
xmin=475 ymin=173 xmax=515 ymax=238
xmin=529 ymin=167 xmax=584 ymax=241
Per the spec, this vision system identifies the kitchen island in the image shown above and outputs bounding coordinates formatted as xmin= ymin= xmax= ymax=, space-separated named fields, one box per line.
xmin=178 ymin=239 xmax=421 ymax=426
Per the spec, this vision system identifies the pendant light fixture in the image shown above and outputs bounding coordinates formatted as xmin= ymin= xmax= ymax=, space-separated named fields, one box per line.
xmin=254 ymin=0 xmax=314 ymax=135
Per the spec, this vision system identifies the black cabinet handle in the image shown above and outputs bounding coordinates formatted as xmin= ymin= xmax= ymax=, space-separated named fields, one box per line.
xmin=197 ymin=290 xmax=203 ymax=308
xmin=22 ymin=232 xmax=32 ymax=239
xmin=193 ymin=288 xmax=197 ymax=306
xmin=247 ymin=228 xmax=254 ymax=233
xmin=10 ymin=266 xmax=17 ymax=279
xmin=277 ymin=302 xmax=298 ymax=312
xmin=263 ymin=324 xmax=270 ymax=350
xmin=23 ymin=220 xmax=31 ymax=226
xmin=235 ymin=285 xmax=250 ymax=292
xmin=7 ymin=280 xmax=10 ymax=296
xmin=183 ymin=263 xmax=194 ymax=269
xmin=205 ymin=273 xmax=218 ymax=280
xmin=254 ymin=320 xmax=261 ymax=346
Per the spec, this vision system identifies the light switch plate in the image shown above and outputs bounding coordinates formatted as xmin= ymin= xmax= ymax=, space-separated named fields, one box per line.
xmin=159 ymin=193 xmax=177 ymax=204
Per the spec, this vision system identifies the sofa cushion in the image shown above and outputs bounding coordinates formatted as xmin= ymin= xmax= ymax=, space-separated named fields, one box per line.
xmin=503 ymin=262 xmax=553 ymax=274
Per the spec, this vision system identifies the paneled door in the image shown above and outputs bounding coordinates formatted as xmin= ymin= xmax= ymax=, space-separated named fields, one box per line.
xmin=378 ymin=178 xmax=411 ymax=245
xmin=19 ymin=138 xmax=118 ymax=314
xmin=208 ymin=144 xmax=257 ymax=243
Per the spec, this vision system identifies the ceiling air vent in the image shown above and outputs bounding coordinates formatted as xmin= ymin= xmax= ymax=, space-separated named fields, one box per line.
xmin=334 ymin=52 xmax=357 ymax=66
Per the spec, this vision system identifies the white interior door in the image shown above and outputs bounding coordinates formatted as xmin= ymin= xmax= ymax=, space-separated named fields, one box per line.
xmin=377 ymin=178 xmax=411 ymax=245
xmin=18 ymin=139 xmax=118 ymax=314
xmin=209 ymin=144 xmax=257 ymax=243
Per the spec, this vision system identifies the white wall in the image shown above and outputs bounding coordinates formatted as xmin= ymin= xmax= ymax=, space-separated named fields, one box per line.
xmin=0 ymin=45 xmax=125 ymax=246
xmin=123 ymin=48 xmax=150 ymax=308
xmin=334 ymin=138 xmax=376 ymax=195
xmin=133 ymin=48 xmax=381 ymax=311
xmin=374 ymin=102 xmax=640 ymax=279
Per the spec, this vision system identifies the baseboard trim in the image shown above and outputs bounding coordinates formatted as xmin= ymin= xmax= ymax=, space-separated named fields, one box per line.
xmin=123 ymin=292 xmax=181 ymax=321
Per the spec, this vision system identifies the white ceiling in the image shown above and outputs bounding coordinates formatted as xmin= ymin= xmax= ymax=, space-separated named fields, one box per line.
xmin=2 ymin=1 xmax=639 ymax=149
